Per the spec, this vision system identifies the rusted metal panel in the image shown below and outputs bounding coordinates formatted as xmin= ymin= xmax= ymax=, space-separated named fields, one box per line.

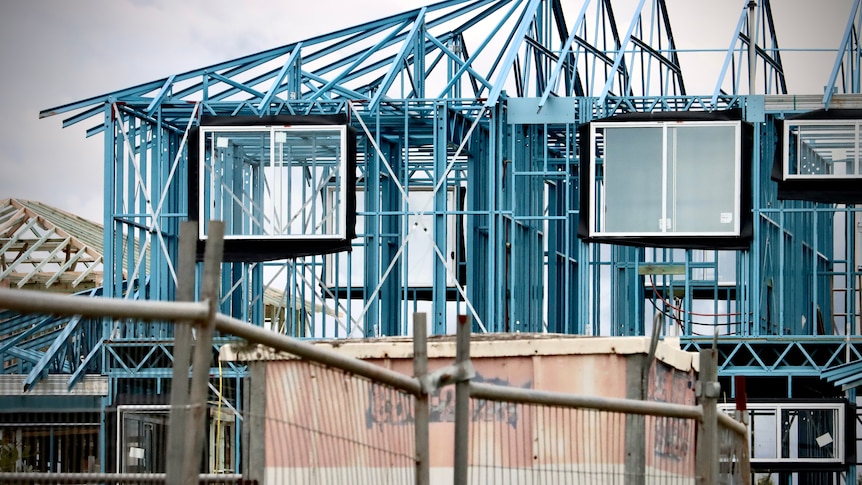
xmin=253 ymin=338 xmax=698 ymax=482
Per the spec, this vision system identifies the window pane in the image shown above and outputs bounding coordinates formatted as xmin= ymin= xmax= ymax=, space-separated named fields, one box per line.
xmin=270 ymin=129 xmax=342 ymax=237
xmin=672 ymin=125 xmax=737 ymax=233
xmin=780 ymin=409 xmax=837 ymax=460
xmin=602 ymin=126 xmax=663 ymax=233
xmin=751 ymin=410 xmax=778 ymax=459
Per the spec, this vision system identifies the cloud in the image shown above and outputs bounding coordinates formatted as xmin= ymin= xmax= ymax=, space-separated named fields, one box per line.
xmin=0 ymin=0 xmax=423 ymax=221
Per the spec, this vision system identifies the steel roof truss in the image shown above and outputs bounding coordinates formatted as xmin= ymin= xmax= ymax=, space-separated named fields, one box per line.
xmin=67 ymin=337 xmax=103 ymax=391
xmin=258 ymin=44 xmax=303 ymax=114
xmin=308 ymin=19 xmax=415 ymax=104
xmin=538 ymin=0 xmax=593 ymax=110
xmin=484 ymin=0 xmax=543 ymax=107
xmin=427 ymin=30 xmax=495 ymax=97
xmin=370 ymin=8 xmax=428 ymax=111
xmin=0 ymin=317 xmax=56 ymax=357
xmin=145 ymin=74 xmax=176 ymax=115
xmin=22 ymin=314 xmax=82 ymax=391
xmin=208 ymin=72 xmax=267 ymax=100
xmin=825 ymin=0 xmax=862 ymax=107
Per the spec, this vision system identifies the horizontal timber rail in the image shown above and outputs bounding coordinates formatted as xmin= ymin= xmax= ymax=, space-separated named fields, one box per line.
xmin=0 ymin=287 xmax=422 ymax=395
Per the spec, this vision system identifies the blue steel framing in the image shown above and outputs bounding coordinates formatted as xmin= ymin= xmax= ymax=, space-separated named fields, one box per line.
xmin=4 ymin=0 xmax=859 ymax=474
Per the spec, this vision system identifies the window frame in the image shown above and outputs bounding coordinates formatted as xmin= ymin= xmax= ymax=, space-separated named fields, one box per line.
xmin=782 ymin=119 xmax=861 ymax=180
xmin=588 ymin=120 xmax=743 ymax=238
xmin=197 ymin=124 xmax=349 ymax=242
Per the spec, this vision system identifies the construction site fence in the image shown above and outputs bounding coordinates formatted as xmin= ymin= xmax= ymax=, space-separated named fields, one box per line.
xmin=0 ymin=286 xmax=750 ymax=485
xmin=0 ymin=220 xmax=750 ymax=484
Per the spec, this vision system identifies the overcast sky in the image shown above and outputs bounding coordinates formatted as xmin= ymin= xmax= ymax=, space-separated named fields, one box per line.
xmin=0 ymin=0 xmax=851 ymax=223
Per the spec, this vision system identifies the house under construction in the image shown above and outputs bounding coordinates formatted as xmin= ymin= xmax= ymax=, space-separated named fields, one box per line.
xmin=2 ymin=0 xmax=862 ymax=481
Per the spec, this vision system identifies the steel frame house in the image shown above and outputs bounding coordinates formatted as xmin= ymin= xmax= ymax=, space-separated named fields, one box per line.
xmin=3 ymin=0 xmax=862 ymax=479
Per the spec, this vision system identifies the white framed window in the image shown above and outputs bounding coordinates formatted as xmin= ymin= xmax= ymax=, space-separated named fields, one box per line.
xmin=783 ymin=119 xmax=861 ymax=179
xmin=718 ymin=402 xmax=845 ymax=464
xmin=198 ymin=125 xmax=348 ymax=241
xmin=588 ymin=120 xmax=743 ymax=238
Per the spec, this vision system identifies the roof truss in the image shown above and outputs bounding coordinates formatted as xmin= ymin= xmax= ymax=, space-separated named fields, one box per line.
xmin=0 ymin=199 xmax=104 ymax=291
xmin=41 ymin=0 xmax=794 ymax=130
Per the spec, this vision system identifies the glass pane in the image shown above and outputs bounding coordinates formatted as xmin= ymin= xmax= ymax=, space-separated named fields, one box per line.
xmin=601 ymin=126 xmax=663 ymax=233
xmin=671 ymin=125 xmax=737 ymax=233
xmin=750 ymin=410 xmax=778 ymax=459
xmin=121 ymin=412 xmax=168 ymax=473
xmin=780 ymin=409 xmax=837 ymax=460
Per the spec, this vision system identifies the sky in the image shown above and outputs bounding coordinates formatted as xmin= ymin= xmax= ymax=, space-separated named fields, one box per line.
xmin=0 ymin=0 xmax=853 ymax=223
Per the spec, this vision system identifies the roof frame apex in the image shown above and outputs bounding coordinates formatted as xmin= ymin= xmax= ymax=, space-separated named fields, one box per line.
xmin=40 ymin=0 xmax=481 ymax=123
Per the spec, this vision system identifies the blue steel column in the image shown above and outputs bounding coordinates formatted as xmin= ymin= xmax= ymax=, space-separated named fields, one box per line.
xmin=778 ymin=203 xmax=786 ymax=335
xmin=491 ymin=103 xmax=507 ymax=332
xmin=547 ymin=125 xmax=565 ymax=333
xmin=566 ymin=123 xmax=578 ymax=334
xmin=508 ymin=125 xmax=525 ymax=333
xmin=547 ymin=179 xmax=561 ymax=332
xmin=149 ymin=116 xmax=163 ymax=304
xmin=364 ymin=133 xmax=381 ymax=336
xmin=250 ymin=136 xmax=264 ymax=326
xmin=748 ymin=95 xmax=764 ymax=337
xmin=467 ymin=115 xmax=490 ymax=331
xmin=613 ymin=246 xmax=643 ymax=336
xmin=381 ymin=139 xmax=403 ymax=336
xmin=577 ymin=100 xmax=593 ymax=335
xmin=169 ymin=128 xmax=184 ymax=305
xmin=414 ymin=22 xmax=426 ymax=99
xmin=114 ymin=106 xmax=127 ymax=303
xmin=100 ymin=103 xmax=115 ymax=472
xmin=510 ymin=124 xmax=544 ymax=332
xmin=103 ymin=104 xmax=115 ymax=301
xmin=433 ymin=102 xmax=448 ymax=334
